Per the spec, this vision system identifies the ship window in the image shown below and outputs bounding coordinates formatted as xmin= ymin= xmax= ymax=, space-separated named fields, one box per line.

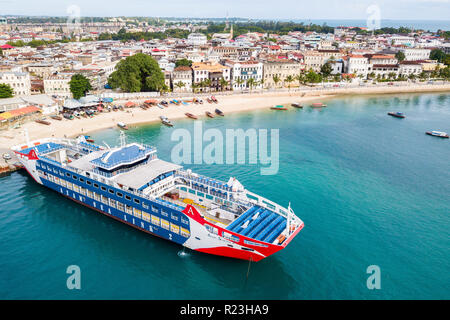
xmin=101 ymin=195 xmax=108 ymax=204
xmin=133 ymin=198 xmax=140 ymax=204
xmin=80 ymin=187 xmax=86 ymax=196
xmin=171 ymin=214 xmax=178 ymax=221
xmin=93 ymin=183 xmax=99 ymax=188
xmin=206 ymin=194 xmax=213 ymax=200
xmin=79 ymin=177 xmax=84 ymax=183
xmin=151 ymin=205 xmax=159 ymax=213
xmin=188 ymin=189 xmax=196 ymax=194
xmin=100 ymin=186 xmax=106 ymax=192
xmin=161 ymin=209 xmax=168 ymax=217
xmin=180 ymin=187 xmax=187 ymax=191
xmin=108 ymin=189 xmax=114 ymax=194
xmin=65 ymin=172 xmax=70 ymax=177
xmin=93 ymin=192 xmax=100 ymax=201
xmin=117 ymin=202 xmax=124 ymax=211
xmin=109 ymin=199 xmax=116 ymax=208
xmin=86 ymin=180 xmax=92 ymax=185
xmin=125 ymin=195 xmax=131 ymax=201
xmin=72 ymin=175 xmax=77 ymax=180
xmin=116 ymin=192 xmax=123 ymax=198
xmin=125 ymin=205 xmax=132 ymax=214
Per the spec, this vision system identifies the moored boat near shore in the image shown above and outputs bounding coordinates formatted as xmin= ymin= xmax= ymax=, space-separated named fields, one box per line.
xmin=215 ymin=108 xmax=224 ymax=116
xmin=35 ymin=119 xmax=51 ymax=125
xmin=117 ymin=122 xmax=128 ymax=130
xmin=388 ymin=112 xmax=405 ymax=118
xmin=271 ymin=105 xmax=288 ymax=110
xmin=159 ymin=115 xmax=173 ymax=127
xmin=50 ymin=115 xmax=62 ymax=120
xmin=311 ymin=102 xmax=327 ymax=108
xmin=426 ymin=131 xmax=449 ymax=138
xmin=205 ymin=111 xmax=215 ymax=118
xmin=291 ymin=103 xmax=303 ymax=108
xmin=185 ymin=113 xmax=198 ymax=120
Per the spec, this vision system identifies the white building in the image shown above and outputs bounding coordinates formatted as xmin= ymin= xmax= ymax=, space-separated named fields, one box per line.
xmin=0 ymin=72 xmax=31 ymax=96
xmin=399 ymin=61 xmax=423 ymax=77
xmin=171 ymin=66 xmax=192 ymax=93
xmin=347 ymin=55 xmax=370 ymax=78
xmin=187 ymin=33 xmax=207 ymax=46
xmin=225 ymin=60 xmax=263 ymax=91
xmin=44 ymin=74 xmax=72 ymax=98
xmin=400 ymin=48 xmax=430 ymax=61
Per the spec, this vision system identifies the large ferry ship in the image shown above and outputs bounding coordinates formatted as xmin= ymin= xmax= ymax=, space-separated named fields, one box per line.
xmin=12 ymin=133 xmax=304 ymax=261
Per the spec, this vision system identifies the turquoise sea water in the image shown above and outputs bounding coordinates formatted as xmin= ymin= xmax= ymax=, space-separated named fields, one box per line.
xmin=0 ymin=93 xmax=449 ymax=299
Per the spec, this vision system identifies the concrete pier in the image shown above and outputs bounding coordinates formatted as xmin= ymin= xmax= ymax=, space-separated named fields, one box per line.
xmin=0 ymin=148 xmax=23 ymax=177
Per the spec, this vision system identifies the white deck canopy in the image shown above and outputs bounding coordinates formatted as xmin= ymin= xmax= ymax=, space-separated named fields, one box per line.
xmin=111 ymin=159 xmax=181 ymax=190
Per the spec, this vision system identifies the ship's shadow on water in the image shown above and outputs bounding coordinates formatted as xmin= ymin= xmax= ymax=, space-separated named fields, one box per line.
xmin=16 ymin=172 xmax=298 ymax=299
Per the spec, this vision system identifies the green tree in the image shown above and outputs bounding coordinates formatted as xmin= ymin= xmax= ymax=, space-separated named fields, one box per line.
xmin=69 ymin=74 xmax=92 ymax=100
xmin=0 ymin=48 xmax=3 ymax=56
xmin=272 ymin=75 xmax=281 ymax=88
xmin=305 ymin=69 xmax=322 ymax=84
xmin=320 ymin=62 xmax=333 ymax=78
xmin=246 ymin=78 xmax=256 ymax=92
xmin=284 ymin=75 xmax=294 ymax=91
xmin=175 ymin=59 xmax=193 ymax=68
xmin=174 ymin=81 xmax=185 ymax=91
xmin=0 ymin=83 xmax=14 ymax=98
xmin=235 ymin=77 xmax=245 ymax=90
xmin=430 ymin=49 xmax=446 ymax=63
xmin=219 ymin=77 xmax=229 ymax=91
xmin=108 ymin=53 xmax=165 ymax=92
xmin=203 ymin=78 xmax=212 ymax=92
xmin=395 ymin=51 xmax=405 ymax=62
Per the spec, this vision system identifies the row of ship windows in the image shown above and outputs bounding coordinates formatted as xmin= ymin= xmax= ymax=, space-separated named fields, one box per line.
xmin=38 ymin=162 xmax=148 ymax=208
xmin=40 ymin=171 xmax=190 ymax=238
xmin=37 ymin=164 xmax=188 ymax=221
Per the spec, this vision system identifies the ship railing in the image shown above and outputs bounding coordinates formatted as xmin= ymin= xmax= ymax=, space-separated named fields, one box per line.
xmin=175 ymin=170 xmax=233 ymax=192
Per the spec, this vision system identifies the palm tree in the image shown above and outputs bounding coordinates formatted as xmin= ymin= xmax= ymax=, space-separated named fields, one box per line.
xmin=272 ymin=75 xmax=281 ymax=88
xmin=174 ymin=81 xmax=185 ymax=92
xmin=203 ymin=78 xmax=212 ymax=92
xmin=219 ymin=77 xmax=229 ymax=91
xmin=246 ymin=78 xmax=256 ymax=92
xmin=284 ymin=75 xmax=294 ymax=91
xmin=192 ymin=83 xmax=199 ymax=93
xmin=295 ymin=73 xmax=304 ymax=87
xmin=235 ymin=77 xmax=245 ymax=91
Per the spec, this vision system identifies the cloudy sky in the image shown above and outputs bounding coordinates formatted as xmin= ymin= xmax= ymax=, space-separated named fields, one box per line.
xmin=0 ymin=0 xmax=450 ymax=20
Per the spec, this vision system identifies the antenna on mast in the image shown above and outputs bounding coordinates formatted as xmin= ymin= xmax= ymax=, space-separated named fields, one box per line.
xmin=119 ymin=130 xmax=127 ymax=147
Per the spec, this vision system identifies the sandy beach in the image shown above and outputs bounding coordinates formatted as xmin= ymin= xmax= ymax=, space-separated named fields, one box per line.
xmin=1 ymin=82 xmax=450 ymax=149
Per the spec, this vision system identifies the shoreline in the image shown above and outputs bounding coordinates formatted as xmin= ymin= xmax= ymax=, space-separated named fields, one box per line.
xmin=1 ymin=83 xmax=450 ymax=149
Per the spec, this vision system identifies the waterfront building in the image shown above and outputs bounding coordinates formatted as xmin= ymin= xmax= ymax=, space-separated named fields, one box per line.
xmin=262 ymin=59 xmax=303 ymax=89
xmin=0 ymin=71 xmax=31 ymax=96
xmin=171 ymin=66 xmax=192 ymax=93
xmin=225 ymin=60 xmax=263 ymax=91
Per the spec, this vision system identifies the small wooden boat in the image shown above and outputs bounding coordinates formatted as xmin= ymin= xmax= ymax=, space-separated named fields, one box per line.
xmin=50 ymin=115 xmax=62 ymax=120
xmin=215 ymin=109 xmax=224 ymax=116
xmin=117 ymin=122 xmax=128 ymax=130
xmin=426 ymin=131 xmax=449 ymax=138
xmin=291 ymin=103 xmax=303 ymax=108
xmin=185 ymin=113 xmax=198 ymax=120
xmin=271 ymin=105 xmax=288 ymax=110
xmin=205 ymin=111 xmax=215 ymax=118
xmin=211 ymin=96 xmax=218 ymax=103
xmin=311 ymin=102 xmax=327 ymax=108
xmin=160 ymin=116 xmax=173 ymax=127
xmin=35 ymin=119 xmax=51 ymax=125
xmin=206 ymin=98 xmax=213 ymax=104
xmin=156 ymin=104 xmax=164 ymax=109
xmin=388 ymin=112 xmax=405 ymax=118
